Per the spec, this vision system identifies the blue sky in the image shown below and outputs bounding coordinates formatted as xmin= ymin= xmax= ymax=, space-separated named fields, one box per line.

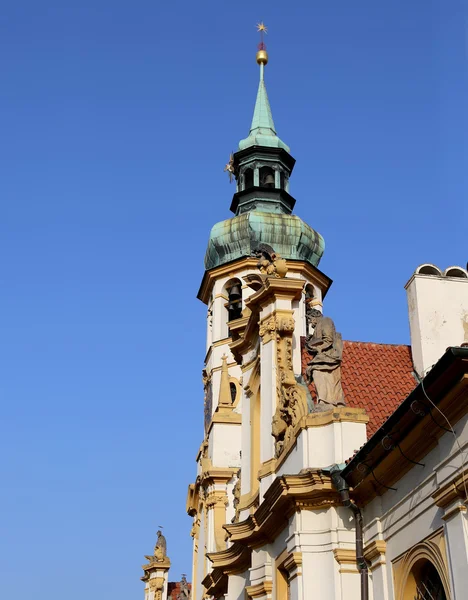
xmin=1 ymin=1 xmax=467 ymax=598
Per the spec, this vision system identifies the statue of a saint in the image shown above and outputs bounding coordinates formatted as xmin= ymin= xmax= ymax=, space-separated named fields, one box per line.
xmin=177 ymin=574 xmax=190 ymax=600
xmin=305 ymin=309 xmax=345 ymax=409
xmin=154 ymin=530 xmax=167 ymax=562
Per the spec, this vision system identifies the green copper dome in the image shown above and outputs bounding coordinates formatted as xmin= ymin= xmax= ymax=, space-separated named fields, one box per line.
xmin=204 ymin=47 xmax=324 ymax=272
xmin=204 ymin=211 xmax=324 ymax=271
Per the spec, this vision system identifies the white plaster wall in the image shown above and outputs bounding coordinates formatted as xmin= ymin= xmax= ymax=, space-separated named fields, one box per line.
xmin=406 ymin=272 xmax=468 ymax=376
xmin=211 ymin=423 xmax=242 ymax=468
xmin=274 ymin=421 xmax=368 ymax=479
xmin=363 ymin=413 xmax=468 ymax=599
xmin=227 ymin=572 xmax=249 ymax=600
xmin=196 ymin=510 xmax=206 ymax=600
xmin=259 ymin=336 xmax=276 ymax=465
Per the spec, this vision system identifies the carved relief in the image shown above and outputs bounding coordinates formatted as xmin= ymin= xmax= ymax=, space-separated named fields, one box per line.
xmin=253 ymin=245 xmax=288 ymax=279
xmin=202 ymin=370 xmax=213 ymax=433
xmin=270 ymin=311 xmax=309 ymax=457
xmin=231 ymin=469 xmax=241 ymax=523
xmin=149 ymin=577 xmax=165 ymax=600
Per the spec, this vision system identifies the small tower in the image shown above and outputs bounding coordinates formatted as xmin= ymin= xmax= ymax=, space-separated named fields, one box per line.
xmin=187 ymin=24 xmax=334 ymax=600
xmin=141 ymin=530 xmax=171 ymax=600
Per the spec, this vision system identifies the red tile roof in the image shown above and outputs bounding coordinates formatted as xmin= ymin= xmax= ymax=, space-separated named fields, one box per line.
xmin=301 ymin=339 xmax=417 ymax=438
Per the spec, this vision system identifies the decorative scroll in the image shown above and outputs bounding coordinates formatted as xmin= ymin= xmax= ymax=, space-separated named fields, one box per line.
xmin=268 ymin=312 xmax=309 ymax=457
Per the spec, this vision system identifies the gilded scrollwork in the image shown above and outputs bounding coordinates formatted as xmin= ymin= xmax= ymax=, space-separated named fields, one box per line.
xmin=231 ymin=469 xmax=241 ymax=523
xmin=149 ymin=577 xmax=165 ymax=600
xmin=270 ymin=312 xmax=309 ymax=457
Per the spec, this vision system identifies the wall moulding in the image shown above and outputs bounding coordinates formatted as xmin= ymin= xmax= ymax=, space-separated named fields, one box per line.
xmin=432 ymin=467 xmax=468 ymax=508
xmin=392 ymin=529 xmax=451 ymax=600
xmin=197 ymin=257 xmax=332 ymax=306
xmin=363 ymin=540 xmax=386 ymax=570
xmin=333 ymin=548 xmax=359 ymax=573
xmin=258 ymin=408 xmax=368 ymax=479
xmin=224 ymin=470 xmax=340 ymax=548
xmin=207 ymin=541 xmax=251 ymax=575
xmin=245 ymin=580 xmax=273 ymax=599
xmin=237 ymin=489 xmax=260 ymax=512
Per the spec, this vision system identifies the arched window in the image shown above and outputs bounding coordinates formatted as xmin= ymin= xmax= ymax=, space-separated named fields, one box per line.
xmin=259 ymin=166 xmax=275 ymax=188
xmin=244 ymin=168 xmax=254 ymax=190
xmin=226 ymin=279 xmax=243 ymax=323
xmin=410 ymin=559 xmax=447 ymax=600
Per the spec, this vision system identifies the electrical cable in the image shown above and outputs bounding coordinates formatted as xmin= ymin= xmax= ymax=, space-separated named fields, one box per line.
xmin=418 ymin=372 xmax=468 ymax=505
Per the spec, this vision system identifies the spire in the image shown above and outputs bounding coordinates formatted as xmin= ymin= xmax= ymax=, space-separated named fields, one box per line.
xmin=217 ymin=355 xmax=232 ymax=408
xmin=238 ymin=24 xmax=290 ymax=153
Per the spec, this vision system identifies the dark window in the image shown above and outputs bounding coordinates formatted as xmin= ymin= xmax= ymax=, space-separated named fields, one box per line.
xmin=244 ymin=168 xmax=254 ymax=189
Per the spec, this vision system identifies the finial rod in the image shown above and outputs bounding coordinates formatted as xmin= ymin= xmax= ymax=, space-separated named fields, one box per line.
xmin=256 ymin=22 xmax=268 ymax=67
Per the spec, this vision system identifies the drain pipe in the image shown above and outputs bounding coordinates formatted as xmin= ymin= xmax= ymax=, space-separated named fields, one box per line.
xmin=328 ymin=465 xmax=369 ymax=600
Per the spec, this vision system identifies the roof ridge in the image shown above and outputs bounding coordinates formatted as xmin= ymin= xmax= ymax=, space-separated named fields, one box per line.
xmin=343 ymin=340 xmax=411 ymax=349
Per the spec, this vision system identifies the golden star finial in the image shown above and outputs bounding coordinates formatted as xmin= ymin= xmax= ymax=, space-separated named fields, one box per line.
xmin=256 ymin=22 xmax=267 ymax=34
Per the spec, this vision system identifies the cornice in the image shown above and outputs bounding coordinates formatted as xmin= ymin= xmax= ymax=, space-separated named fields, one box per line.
xmin=283 ymin=552 xmax=303 ymax=573
xmin=238 ymin=489 xmax=260 ymax=512
xmin=245 ymin=277 xmax=304 ymax=309
xmin=207 ymin=541 xmax=251 ymax=574
xmin=432 ymin=468 xmax=468 ymax=509
xmin=258 ymin=408 xmax=368 ymax=479
xmin=224 ymin=470 xmax=339 ymax=548
xmin=198 ymin=258 xmax=332 ymax=305
xmin=201 ymin=466 xmax=238 ymax=486
xmin=202 ymin=568 xmax=228 ymax=598
xmin=245 ymin=580 xmax=273 ymax=599
xmin=343 ymin=350 xmax=468 ymax=503
xmin=141 ymin=558 xmax=171 ymax=576
xmin=198 ymin=258 xmax=259 ymax=304
xmin=207 ymin=412 xmax=242 ymax=435
xmin=333 ymin=548 xmax=357 ymax=565
xmin=346 ymin=371 xmax=468 ymax=503
xmin=363 ymin=540 xmax=387 ymax=563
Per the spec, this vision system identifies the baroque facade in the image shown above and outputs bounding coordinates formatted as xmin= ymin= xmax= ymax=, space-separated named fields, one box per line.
xmin=178 ymin=37 xmax=468 ymax=600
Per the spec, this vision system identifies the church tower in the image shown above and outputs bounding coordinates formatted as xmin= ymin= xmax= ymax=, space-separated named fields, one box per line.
xmin=187 ymin=25 xmax=368 ymax=600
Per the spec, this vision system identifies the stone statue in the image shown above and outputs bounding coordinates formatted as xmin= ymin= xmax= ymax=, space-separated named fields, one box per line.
xmin=224 ymin=153 xmax=235 ymax=183
xmin=154 ymin=530 xmax=167 ymax=562
xmin=177 ymin=574 xmax=190 ymax=600
xmin=305 ymin=309 xmax=345 ymax=409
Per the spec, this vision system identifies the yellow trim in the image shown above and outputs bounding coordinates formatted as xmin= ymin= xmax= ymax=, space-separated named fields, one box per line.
xmin=204 ymin=337 xmax=232 ymax=364
xmin=237 ymin=489 xmax=260 ymax=512
xmin=364 ymin=540 xmax=387 ymax=570
xmin=333 ymin=548 xmax=358 ymax=573
xmin=207 ymin=412 xmax=242 ymax=434
xmin=392 ymin=530 xmax=451 ymax=600
xmin=432 ymin=467 xmax=468 ymax=508
xmin=442 ymin=503 xmax=467 ymax=521
xmin=206 ymin=491 xmax=229 ymax=552
xmin=245 ymin=581 xmax=273 ymax=599
xmin=224 ymin=470 xmax=340 ymax=548
xmin=209 ymin=360 xmax=237 ymax=373
xmin=250 ymin=388 xmax=261 ymax=494
xmin=198 ymin=258 xmax=332 ymax=305
xmin=258 ymin=408 xmax=368 ymax=479
xmin=275 ymin=549 xmax=289 ymax=600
